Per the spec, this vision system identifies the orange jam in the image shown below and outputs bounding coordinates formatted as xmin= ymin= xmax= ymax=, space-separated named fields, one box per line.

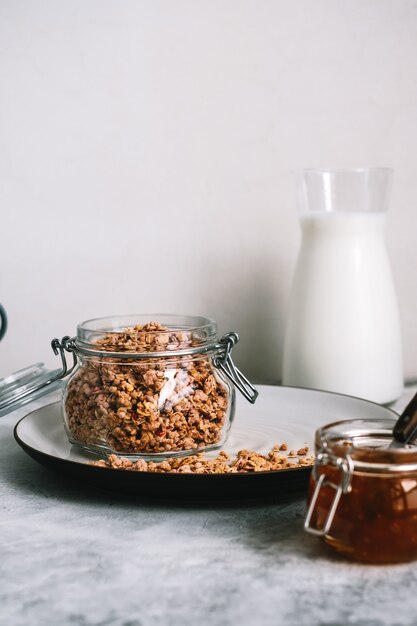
xmin=305 ymin=418 xmax=417 ymax=564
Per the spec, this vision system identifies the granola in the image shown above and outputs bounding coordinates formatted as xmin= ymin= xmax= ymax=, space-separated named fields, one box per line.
xmin=91 ymin=445 xmax=315 ymax=473
xmin=64 ymin=322 xmax=230 ymax=454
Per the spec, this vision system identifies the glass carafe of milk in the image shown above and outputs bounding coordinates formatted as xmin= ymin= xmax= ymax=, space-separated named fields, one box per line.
xmin=282 ymin=168 xmax=403 ymax=404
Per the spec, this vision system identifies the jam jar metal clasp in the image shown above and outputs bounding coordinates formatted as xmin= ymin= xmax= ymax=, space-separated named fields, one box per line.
xmin=304 ymin=451 xmax=354 ymax=537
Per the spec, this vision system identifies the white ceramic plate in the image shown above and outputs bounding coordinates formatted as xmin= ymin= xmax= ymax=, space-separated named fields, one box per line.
xmin=14 ymin=385 xmax=398 ymax=499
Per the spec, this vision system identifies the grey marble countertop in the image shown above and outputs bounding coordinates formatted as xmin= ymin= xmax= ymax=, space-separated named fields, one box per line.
xmin=2 ymin=386 xmax=417 ymax=626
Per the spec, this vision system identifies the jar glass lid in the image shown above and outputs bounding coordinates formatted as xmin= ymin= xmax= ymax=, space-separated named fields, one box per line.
xmin=0 ymin=363 xmax=62 ymax=417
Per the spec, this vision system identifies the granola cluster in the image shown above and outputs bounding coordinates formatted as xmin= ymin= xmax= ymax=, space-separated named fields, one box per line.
xmin=92 ymin=445 xmax=314 ymax=473
xmin=64 ymin=322 xmax=230 ymax=455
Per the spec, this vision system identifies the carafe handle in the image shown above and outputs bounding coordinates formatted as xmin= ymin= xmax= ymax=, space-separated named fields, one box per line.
xmin=0 ymin=304 xmax=7 ymax=341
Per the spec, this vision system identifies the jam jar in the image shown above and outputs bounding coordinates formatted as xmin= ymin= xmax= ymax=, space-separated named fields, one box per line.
xmin=305 ymin=418 xmax=417 ymax=563
xmin=51 ymin=314 xmax=257 ymax=458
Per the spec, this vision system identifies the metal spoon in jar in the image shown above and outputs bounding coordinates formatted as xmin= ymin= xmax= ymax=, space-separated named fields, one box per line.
xmin=390 ymin=392 xmax=417 ymax=449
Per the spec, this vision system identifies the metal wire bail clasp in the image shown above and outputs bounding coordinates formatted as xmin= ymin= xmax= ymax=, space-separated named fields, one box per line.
xmin=50 ymin=336 xmax=78 ymax=381
xmin=213 ymin=332 xmax=258 ymax=404
xmin=304 ymin=451 xmax=354 ymax=537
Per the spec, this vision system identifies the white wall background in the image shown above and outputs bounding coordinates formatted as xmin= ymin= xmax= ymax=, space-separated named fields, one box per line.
xmin=1 ymin=0 xmax=417 ymax=384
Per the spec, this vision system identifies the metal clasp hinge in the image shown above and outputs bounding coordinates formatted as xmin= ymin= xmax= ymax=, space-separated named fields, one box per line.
xmin=213 ymin=332 xmax=258 ymax=404
xmin=304 ymin=452 xmax=354 ymax=537
xmin=50 ymin=336 xmax=78 ymax=380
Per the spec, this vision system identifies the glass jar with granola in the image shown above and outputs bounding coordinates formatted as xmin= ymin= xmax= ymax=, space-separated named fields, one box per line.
xmin=54 ymin=315 xmax=257 ymax=458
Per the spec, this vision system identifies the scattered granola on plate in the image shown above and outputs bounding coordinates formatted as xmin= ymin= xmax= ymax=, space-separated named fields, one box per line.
xmin=91 ymin=444 xmax=314 ymax=474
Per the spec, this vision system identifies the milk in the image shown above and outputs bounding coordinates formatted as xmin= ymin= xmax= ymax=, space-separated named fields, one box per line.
xmin=282 ymin=211 xmax=403 ymax=403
